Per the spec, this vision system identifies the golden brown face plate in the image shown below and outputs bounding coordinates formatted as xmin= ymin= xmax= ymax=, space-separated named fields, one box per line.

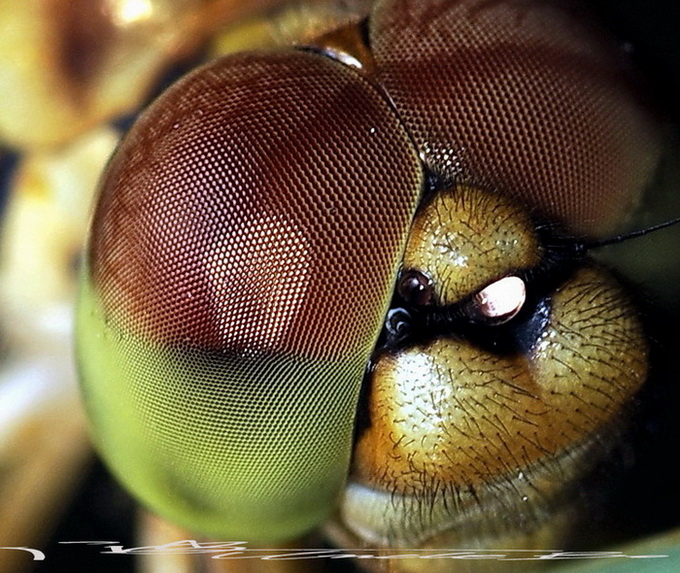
xmin=345 ymin=185 xmax=647 ymax=552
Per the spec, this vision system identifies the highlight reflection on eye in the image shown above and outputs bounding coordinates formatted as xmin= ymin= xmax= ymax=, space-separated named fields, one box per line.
xmin=470 ymin=275 xmax=526 ymax=324
xmin=73 ymin=0 xmax=675 ymax=569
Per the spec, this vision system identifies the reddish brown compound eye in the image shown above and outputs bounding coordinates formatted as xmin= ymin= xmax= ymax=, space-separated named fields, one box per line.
xmin=77 ymin=49 xmax=423 ymax=541
xmin=370 ymin=0 xmax=662 ymax=237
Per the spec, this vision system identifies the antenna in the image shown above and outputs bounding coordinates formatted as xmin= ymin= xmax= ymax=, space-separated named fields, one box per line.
xmin=583 ymin=216 xmax=680 ymax=251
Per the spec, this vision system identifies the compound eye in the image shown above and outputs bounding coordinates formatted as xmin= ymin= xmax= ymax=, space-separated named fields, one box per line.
xmin=76 ymin=49 xmax=423 ymax=542
xmin=371 ymin=0 xmax=662 ymax=238
xmin=397 ymin=269 xmax=434 ymax=306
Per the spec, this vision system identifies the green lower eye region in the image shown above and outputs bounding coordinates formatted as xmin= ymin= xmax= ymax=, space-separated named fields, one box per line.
xmin=76 ymin=275 xmax=362 ymax=541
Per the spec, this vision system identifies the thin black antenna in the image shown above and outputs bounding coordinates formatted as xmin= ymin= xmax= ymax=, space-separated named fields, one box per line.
xmin=584 ymin=216 xmax=680 ymax=251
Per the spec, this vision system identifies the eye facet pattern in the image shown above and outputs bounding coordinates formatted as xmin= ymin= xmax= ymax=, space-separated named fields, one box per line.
xmin=371 ymin=0 xmax=662 ymax=237
xmin=77 ymin=49 xmax=422 ymax=541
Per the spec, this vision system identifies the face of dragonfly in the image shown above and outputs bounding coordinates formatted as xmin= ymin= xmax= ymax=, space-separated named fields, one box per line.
xmin=2 ymin=1 xmax=679 ymax=572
